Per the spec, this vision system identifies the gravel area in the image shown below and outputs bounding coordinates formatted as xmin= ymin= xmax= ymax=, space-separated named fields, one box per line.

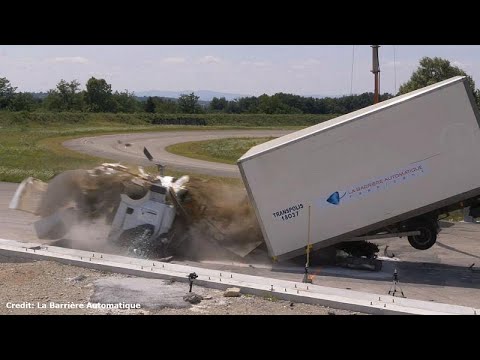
xmin=0 ymin=255 xmax=362 ymax=315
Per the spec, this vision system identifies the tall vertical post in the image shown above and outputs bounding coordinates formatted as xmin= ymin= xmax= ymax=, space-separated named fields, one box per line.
xmin=303 ymin=205 xmax=312 ymax=283
xmin=371 ymin=45 xmax=380 ymax=104
xmin=307 ymin=205 xmax=311 ymax=267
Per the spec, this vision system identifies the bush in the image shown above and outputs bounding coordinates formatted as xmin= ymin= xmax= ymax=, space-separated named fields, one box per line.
xmin=0 ymin=112 xmax=338 ymax=127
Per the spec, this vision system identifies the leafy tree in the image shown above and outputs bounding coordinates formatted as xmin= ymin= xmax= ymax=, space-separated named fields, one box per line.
xmin=0 ymin=77 xmax=17 ymax=109
xmin=303 ymin=97 xmax=322 ymax=114
xmin=44 ymin=79 xmax=83 ymax=111
xmin=43 ymin=89 xmax=61 ymax=111
xmin=257 ymin=94 xmax=301 ymax=114
xmin=237 ymin=96 xmax=259 ymax=113
xmin=209 ymin=97 xmax=228 ymax=112
xmin=145 ymin=96 xmax=156 ymax=113
xmin=273 ymin=93 xmax=305 ymax=111
xmin=9 ymin=92 xmax=37 ymax=111
xmin=225 ymin=100 xmax=240 ymax=114
xmin=398 ymin=57 xmax=476 ymax=96
xmin=85 ymin=77 xmax=114 ymax=112
xmin=112 ymin=90 xmax=137 ymax=113
xmin=153 ymin=97 xmax=178 ymax=113
xmin=58 ymin=79 xmax=82 ymax=109
xmin=178 ymin=92 xmax=200 ymax=113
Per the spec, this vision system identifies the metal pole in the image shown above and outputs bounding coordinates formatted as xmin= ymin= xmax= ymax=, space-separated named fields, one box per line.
xmin=303 ymin=205 xmax=312 ymax=283
xmin=307 ymin=205 xmax=311 ymax=267
xmin=371 ymin=45 xmax=380 ymax=104
xmin=374 ymin=73 xmax=379 ymax=104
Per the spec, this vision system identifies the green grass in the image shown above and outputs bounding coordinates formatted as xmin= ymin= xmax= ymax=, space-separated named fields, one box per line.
xmin=166 ymin=137 xmax=275 ymax=165
xmin=0 ymin=124 xmax=147 ymax=183
xmin=263 ymin=294 xmax=279 ymax=302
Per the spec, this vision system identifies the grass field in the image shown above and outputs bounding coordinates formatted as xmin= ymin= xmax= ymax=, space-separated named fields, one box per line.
xmin=166 ymin=137 xmax=275 ymax=165
xmin=0 ymin=124 xmax=150 ymax=182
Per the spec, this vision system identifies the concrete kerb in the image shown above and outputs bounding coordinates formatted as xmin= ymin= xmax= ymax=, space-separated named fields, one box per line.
xmin=0 ymin=238 xmax=478 ymax=315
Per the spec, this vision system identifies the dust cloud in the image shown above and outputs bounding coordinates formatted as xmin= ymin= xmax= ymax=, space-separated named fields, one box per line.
xmin=34 ymin=170 xmax=265 ymax=261
xmin=63 ymin=218 xmax=113 ymax=253
xmin=178 ymin=178 xmax=264 ymax=261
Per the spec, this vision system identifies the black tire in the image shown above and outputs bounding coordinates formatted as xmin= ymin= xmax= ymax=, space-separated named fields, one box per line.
xmin=407 ymin=220 xmax=437 ymax=250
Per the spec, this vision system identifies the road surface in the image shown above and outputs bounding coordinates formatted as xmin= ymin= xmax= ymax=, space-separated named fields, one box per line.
xmin=63 ymin=130 xmax=293 ymax=178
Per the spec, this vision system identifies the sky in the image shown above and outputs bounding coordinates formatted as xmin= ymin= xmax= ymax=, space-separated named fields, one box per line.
xmin=1 ymin=45 xmax=480 ymax=97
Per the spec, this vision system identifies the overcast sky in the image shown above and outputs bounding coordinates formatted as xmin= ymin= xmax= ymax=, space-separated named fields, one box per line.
xmin=1 ymin=45 xmax=479 ymax=96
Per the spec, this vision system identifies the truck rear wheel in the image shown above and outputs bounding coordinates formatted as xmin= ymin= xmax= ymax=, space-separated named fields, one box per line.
xmin=407 ymin=221 xmax=437 ymax=250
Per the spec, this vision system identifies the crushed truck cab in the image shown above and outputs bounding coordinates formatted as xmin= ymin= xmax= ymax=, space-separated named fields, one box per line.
xmin=108 ymin=184 xmax=176 ymax=253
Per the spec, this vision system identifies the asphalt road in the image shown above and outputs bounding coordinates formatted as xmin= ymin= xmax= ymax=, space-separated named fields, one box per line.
xmin=63 ymin=129 xmax=293 ymax=178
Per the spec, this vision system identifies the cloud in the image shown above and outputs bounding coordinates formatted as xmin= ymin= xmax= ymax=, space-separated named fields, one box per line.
xmin=199 ymin=55 xmax=221 ymax=64
xmin=290 ymin=58 xmax=322 ymax=70
xmin=88 ymin=71 xmax=113 ymax=78
xmin=49 ymin=56 xmax=89 ymax=64
xmin=162 ymin=57 xmax=187 ymax=64
xmin=241 ymin=60 xmax=271 ymax=67
xmin=303 ymin=58 xmax=322 ymax=66
xmin=383 ymin=60 xmax=416 ymax=68
xmin=452 ymin=60 xmax=470 ymax=69
xmin=291 ymin=64 xmax=306 ymax=70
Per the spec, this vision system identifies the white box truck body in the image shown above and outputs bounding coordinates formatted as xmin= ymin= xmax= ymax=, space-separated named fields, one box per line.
xmin=238 ymin=76 xmax=480 ymax=261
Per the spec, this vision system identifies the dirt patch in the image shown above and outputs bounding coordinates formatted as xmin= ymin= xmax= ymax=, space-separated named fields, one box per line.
xmin=0 ymin=256 xmax=363 ymax=315
xmin=0 ymin=255 xmax=126 ymax=315
xmin=151 ymin=289 xmax=363 ymax=315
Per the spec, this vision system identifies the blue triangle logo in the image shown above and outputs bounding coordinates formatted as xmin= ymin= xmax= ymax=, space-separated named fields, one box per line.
xmin=327 ymin=191 xmax=341 ymax=205
xmin=327 ymin=191 xmax=346 ymax=205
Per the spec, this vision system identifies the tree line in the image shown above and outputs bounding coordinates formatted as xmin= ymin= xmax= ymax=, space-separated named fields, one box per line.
xmin=1 ymin=57 xmax=478 ymax=115
xmin=0 ymin=77 xmax=200 ymax=114
xmin=0 ymin=76 xmax=394 ymax=115
xmin=209 ymin=92 xmax=394 ymax=114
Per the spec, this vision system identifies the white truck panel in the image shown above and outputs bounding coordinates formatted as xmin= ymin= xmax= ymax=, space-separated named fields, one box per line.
xmin=238 ymin=77 xmax=480 ymax=260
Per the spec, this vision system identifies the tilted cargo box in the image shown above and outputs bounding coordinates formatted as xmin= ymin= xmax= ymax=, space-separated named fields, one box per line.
xmin=238 ymin=76 xmax=480 ymax=261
